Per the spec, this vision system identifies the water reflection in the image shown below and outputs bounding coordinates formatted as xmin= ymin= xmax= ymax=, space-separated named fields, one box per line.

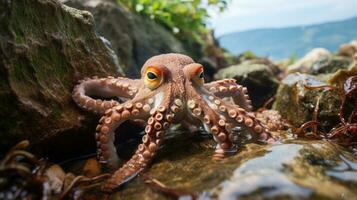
xmin=218 ymin=144 xmax=312 ymax=199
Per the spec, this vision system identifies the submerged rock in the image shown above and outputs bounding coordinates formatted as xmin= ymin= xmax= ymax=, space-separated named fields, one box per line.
xmin=0 ymin=0 xmax=123 ymax=156
xmin=273 ymin=73 xmax=341 ymax=130
xmin=62 ymin=0 xmax=187 ymax=77
xmin=215 ymin=61 xmax=279 ymax=108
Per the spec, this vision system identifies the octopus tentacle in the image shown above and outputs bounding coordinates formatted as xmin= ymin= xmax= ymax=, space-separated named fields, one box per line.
xmin=102 ymin=88 xmax=174 ymax=192
xmin=201 ymin=89 xmax=275 ymax=144
xmin=204 ymin=79 xmax=253 ymax=111
xmin=188 ymin=83 xmax=274 ymax=159
xmin=95 ymin=100 xmax=151 ymax=168
xmin=186 ymin=85 xmax=235 ymax=160
xmin=72 ymin=76 xmax=141 ymax=114
xmin=102 ymin=108 xmax=174 ymax=192
xmin=221 ymin=101 xmax=274 ymax=143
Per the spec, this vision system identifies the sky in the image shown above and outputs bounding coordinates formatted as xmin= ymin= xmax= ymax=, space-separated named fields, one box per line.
xmin=208 ymin=0 xmax=357 ymax=37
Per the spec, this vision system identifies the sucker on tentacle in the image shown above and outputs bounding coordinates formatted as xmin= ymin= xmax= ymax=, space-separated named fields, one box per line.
xmin=204 ymin=79 xmax=253 ymax=111
xmin=72 ymin=53 xmax=279 ymax=192
xmin=102 ymin=84 xmax=174 ymax=192
xmin=95 ymin=100 xmax=147 ymax=167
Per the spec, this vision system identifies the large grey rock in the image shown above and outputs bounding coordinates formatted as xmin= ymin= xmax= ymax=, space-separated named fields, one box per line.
xmin=0 ymin=0 xmax=123 ymax=156
xmin=215 ymin=61 xmax=279 ymax=108
xmin=62 ymin=0 xmax=187 ymax=77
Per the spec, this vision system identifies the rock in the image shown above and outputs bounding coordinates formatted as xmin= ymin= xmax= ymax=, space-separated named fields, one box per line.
xmin=82 ymin=158 xmax=101 ymax=177
xmin=45 ymin=165 xmax=67 ymax=194
xmin=337 ymin=40 xmax=357 ymax=58
xmin=311 ymin=56 xmax=351 ymax=75
xmin=215 ymin=61 xmax=279 ymax=108
xmin=328 ymin=61 xmax=357 ymax=86
xmin=287 ymin=48 xmax=331 ymax=74
xmin=0 ymin=0 xmax=123 ymax=156
xmin=101 ymin=132 xmax=357 ymax=200
xmin=237 ymin=50 xmax=258 ymax=62
xmin=246 ymin=57 xmax=282 ymax=76
xmin=272 ymin=73 xmax=341 ymax=129
xmin=61 ymin=0 xmax=187 ymax=77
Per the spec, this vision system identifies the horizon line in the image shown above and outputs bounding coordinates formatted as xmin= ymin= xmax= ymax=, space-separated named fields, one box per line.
xmin=215 ymin=14 xmax=357 ymax=38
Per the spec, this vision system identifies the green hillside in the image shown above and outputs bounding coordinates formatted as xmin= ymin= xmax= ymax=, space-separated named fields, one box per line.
xmin=218 ymin=16 xmax=357 ymax=60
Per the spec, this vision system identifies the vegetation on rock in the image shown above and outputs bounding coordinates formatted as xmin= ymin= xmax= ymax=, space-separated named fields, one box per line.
xmin=117 ymin=0 xmax=228 ymax=42
xmin=63 ymin=0 xmax=187 ymax=77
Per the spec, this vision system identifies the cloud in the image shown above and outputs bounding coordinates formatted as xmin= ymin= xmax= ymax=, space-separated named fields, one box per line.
xmin=208 ymin=0 xmax=357 ymax=36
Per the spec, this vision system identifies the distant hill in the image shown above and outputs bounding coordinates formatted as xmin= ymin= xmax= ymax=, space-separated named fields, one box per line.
xmin=218 ymin=16 xmax=357 ymax=60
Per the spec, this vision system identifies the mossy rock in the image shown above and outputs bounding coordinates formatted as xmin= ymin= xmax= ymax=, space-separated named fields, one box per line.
xmin=0 ymin=0 xmax=123 ymax=157
xmin=273 ymin=73 xmax=341 ymax=130
xmin=311 ymin=56 xmax=351 ymax=75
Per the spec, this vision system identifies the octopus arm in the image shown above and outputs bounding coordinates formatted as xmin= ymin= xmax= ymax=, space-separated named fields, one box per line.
xmin=186 ymin=86 xmax=235 ymax=159
xmin=95 ymin=99 xmax=151 ymax=169
xmin=102 ymin=90 xmax=174 ymax=192
xmin=187 ymin=84 xmax=275 ymax=159
xmin=204 ymin=79 xmax=253 ymax=111
xmin=72 ymin=77 xmax=141 ymax=114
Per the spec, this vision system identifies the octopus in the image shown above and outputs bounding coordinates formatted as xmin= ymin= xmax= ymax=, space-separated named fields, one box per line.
xmin=72 ymin=53 xmax=275 ymax=192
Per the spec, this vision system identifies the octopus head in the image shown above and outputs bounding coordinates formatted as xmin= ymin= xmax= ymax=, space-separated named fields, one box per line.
xmin=140 ymin=53 xmax=206 ymax=97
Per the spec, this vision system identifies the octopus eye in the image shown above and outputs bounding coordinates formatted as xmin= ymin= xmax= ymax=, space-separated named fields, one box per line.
xmin=144 ymin=66 xmax=163 ymax=90
xmin=198 ymin=71 xmax=204 ymax=79
xmin=192 ymin=66 xmax=204 ymax=86
xmin=183 ymin=63 xmax=204 ymax=86
xmin=147 ymin=72 xmax=158 ymax=80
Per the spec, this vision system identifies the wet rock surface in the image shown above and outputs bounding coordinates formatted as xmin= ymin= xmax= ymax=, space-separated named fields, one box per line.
xmin=61 ymin=0 xmax=187 ymax=77
xmin=0 ymin=0 xmax=123 ymax=156
xmin=64 ymin=131 xmax=357 ymax=200
xmin=215 ymin=61 xmax=279 ymax=108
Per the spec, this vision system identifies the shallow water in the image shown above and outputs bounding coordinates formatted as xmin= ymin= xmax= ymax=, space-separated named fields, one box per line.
xmin=64 ymin=131 xmax=357 ymax=200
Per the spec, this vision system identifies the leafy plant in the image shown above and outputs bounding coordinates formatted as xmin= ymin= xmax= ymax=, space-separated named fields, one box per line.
xmin=117 ymin=0 xmax=228 ymax=42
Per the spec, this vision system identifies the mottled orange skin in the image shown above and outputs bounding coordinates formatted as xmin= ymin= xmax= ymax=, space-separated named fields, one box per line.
xmin=73 ymin=53 xmax=274 ymax=191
